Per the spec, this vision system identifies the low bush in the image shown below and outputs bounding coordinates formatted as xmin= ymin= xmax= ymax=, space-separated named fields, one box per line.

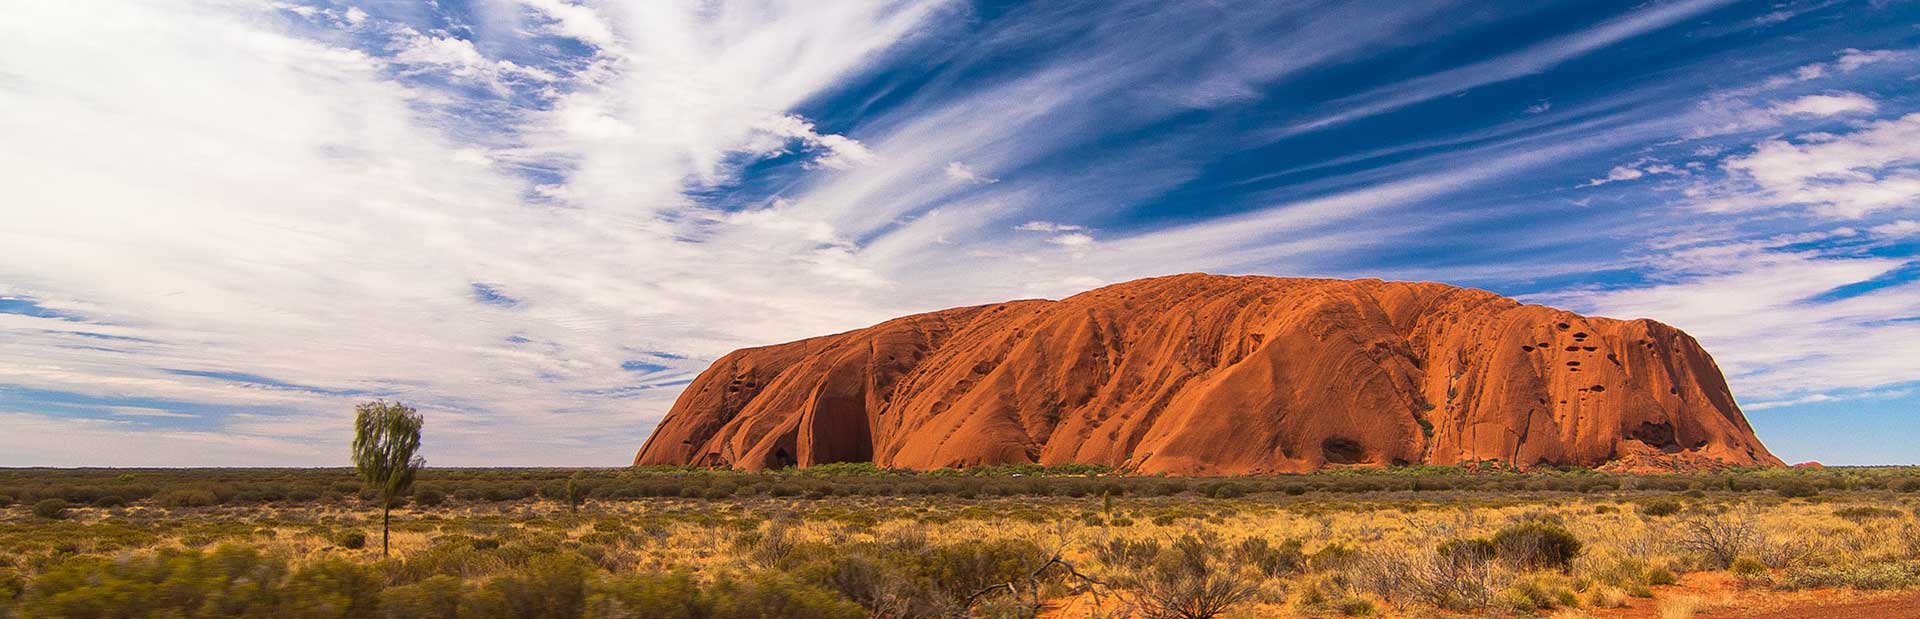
xmin=338 ymin=530 xmax=368 ymax=550
xmin=1119 ymin=533 xmax=1258 ymax=619
xmin=1500 ymin=574 xmax=1577 ymax=612
xmin=156 ymin=488 xmax=219 ymax=508
xmin=1775 ymin=482 xmax=1819 ymax=499
xmin=1832 ymin=506 xmax=1902 ymax=522
xmin=1731 ymin=557 xmax=1769 ymax=584
xmin=707 ymin=572 xmax=863 ymax=619
xmin=1640 ymin=499 xmax=1682 ymax=517
xmin=379 ymin=574 xmax=466 ymax=619
xmin=1233 ymin=537 xmax=1304 ymax=578
xmin=1676 ymin=513 xmax=1757 ymax=569
xmin=466 ymin=553 xmax=588 ymax=619
xmin=1492 ymin=521 xmax=1582 ymax=571
xmin=1096 ymin=537 xmax=1161 ymax=570
xmin=32 ymin=499 xmax=68 ymax=520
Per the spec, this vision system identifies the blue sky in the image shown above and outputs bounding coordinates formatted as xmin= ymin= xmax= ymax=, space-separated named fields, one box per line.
xmin=1 ymin=0 xmax=1916 ymax=466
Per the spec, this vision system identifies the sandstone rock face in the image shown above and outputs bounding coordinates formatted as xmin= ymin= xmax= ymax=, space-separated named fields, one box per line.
xmin=635 ymin=274 xmax=1780 ymax=474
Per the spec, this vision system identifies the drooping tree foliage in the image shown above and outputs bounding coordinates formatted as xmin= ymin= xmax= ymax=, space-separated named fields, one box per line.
xmin=352 ymin=400 xmax=424 ymax=557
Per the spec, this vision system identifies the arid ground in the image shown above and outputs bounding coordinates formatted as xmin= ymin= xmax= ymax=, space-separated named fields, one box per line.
xmin=3 ymin=466 xmax=1918 ymax=618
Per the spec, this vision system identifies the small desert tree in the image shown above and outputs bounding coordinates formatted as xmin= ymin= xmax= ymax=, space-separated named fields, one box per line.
xmin=352 ymin=400 xmax=424 ymax=557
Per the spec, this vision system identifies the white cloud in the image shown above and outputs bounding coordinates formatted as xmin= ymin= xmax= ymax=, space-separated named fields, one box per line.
xmin=1745 ymin=388 xmax=1912 ymax=411
xmin=944 ymin=161 xmax=995 ymax=184
xmin=1583 ymin=165 xmax=1645 ymax=186
xmin=1870 ymin=220 xmax=1920 ymax=237
xmin=1525 ymin=100 xmax=1552 ymax=114
xmin=388 ymin=28 xmax=557 ymax=94
xmin=104 ymin=406 xmax=200 ymax=419
xmin=1047 ymin=232 xmax=1095 ymax=248
xmin=517 ymin=0 xmax=616 ymax=50
xmin=748 ymin=114 xmax=876 ymax=170
xmin=1580 ymin=158 xmax=1689 ymax=187
xmin=1767 ymin=92 xmax=1878 ymax=117
xmin=1692 ymin=91 xmax=1884 ymax=136
xmin=1014 ymin=221 xmax=1086 ymax=233
xmin=1708 ymin=112 xmax=1920 ymax=217
xmin=1777 ymin=48 xmax=1901 ymax=88
xmin=1835 ymin=48 xmax=1900 ymax=72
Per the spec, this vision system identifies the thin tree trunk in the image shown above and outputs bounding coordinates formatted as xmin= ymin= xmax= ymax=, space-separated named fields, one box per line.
xmin=382 ymin=503 xmax=391 ymax=557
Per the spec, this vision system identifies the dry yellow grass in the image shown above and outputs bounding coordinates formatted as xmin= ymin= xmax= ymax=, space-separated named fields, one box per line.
xmin=7 ymin=490 xmax=1919 ymax=618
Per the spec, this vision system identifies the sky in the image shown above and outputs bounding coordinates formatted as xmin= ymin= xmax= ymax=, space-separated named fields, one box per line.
xmin=1 ymin=0 xmax=1917 ymax=467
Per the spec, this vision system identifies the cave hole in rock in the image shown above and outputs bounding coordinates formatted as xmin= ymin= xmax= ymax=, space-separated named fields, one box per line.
xmin=1589 ymin=384 xmax=1606 ymax=392
xmin=1522 ymin=345 xmax=1535 ymax=352
xmin=1556 ymin=322 xmax=1570 ymax=330
xmin=1322 ymin=437 xmax=1366 ymax=464
xmin=1631 ymin=422 xmax=1681 ymax=453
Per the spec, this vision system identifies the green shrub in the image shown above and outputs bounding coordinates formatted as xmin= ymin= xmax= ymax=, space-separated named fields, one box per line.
xmin=1776 ymin=482 xmax=1819 ymax=499
xmin=1732 ymin=556 xmax=1769 ymax=582
xmin=1492 ymin=521 xmax=1582 ymax=571
xmin=0 ymin=568 xmax=21 ymax=602
xmin=1121 ymin=533 xmax=1258 ymax=619
xmin=589 ymin=571 xmax=704 ymax=619
xmin=379 ymin=574 xmax=465 ymax=619
xmin=1233 ymin=537 xmax=1304 ymax=578
xmin=338 ymin=530 xmax=368 ymax=550
xmin=916 ymin=538 xmax=1052 ymax=607
xmin=32 ymin=498 xmax=68 ymax=519
xmin=1095 ymin=537 xmax=1161 ymax=571
xmin=1336 ymin=596 xmax=1376 ymax=616
xmin=467 ymin=553 xmax=588 ymax=619
xmin=22 ymin=545 xmax=289 ymax=617
xmin=157 ymin=487 xmax=219 ymax=508
xmin=707 ymin=572 xmax=863 ymax=619
xmin=415 ymin=488 xmax=446 ymax=507
xmin=1833 ymin=506 xmax=1902 ymax=522
xmin=1640 ymin=499 xmax=1682 ymax=517
xmin=281 ymin=557 xmax=383 ymax=618
xmin=1204 ymin=481 xmax=1248 ymax=499
xmin=1500 ymin=574 xmax=1577 ymax=612
xmin=1438 ymin=537 xmax=1496 ymax=563
xmin=1308 ymin=542 xmax=1358 ymax=571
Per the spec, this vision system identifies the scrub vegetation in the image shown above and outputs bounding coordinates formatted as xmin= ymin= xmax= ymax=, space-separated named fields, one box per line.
xmin=1 ymin=465 xmax=1918 ymax=618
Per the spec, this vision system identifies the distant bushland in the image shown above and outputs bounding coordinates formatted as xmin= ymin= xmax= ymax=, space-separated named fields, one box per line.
xmin=0 ymin=464 xmax=1915 ymax=510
